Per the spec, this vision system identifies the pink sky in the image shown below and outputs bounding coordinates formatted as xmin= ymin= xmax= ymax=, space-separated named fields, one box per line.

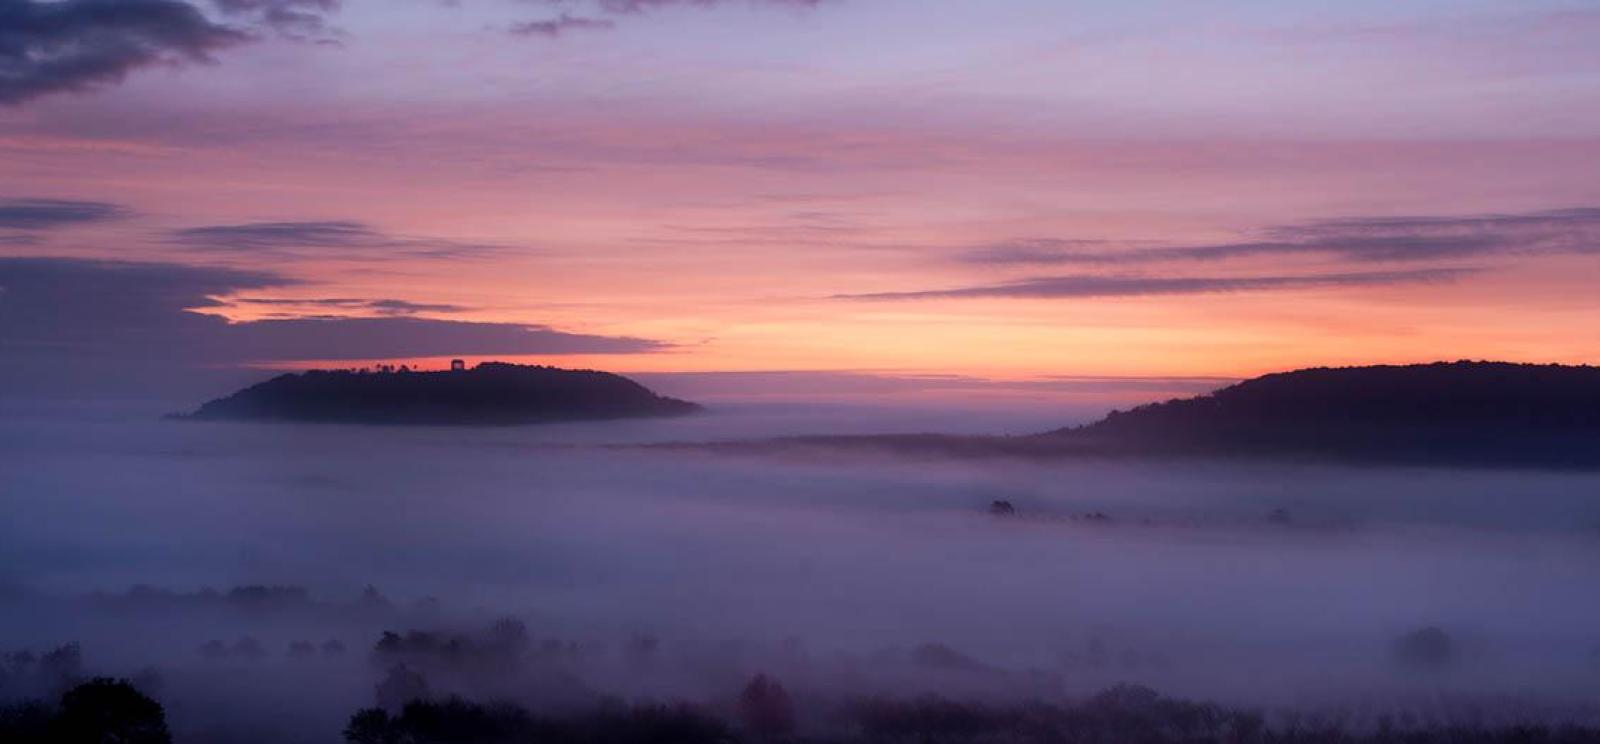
xmin=3 ymin=0 xmax=1599 ymax=394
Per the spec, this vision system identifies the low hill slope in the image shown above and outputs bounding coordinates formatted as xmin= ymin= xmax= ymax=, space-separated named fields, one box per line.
xmin=1047 ymin=361 xmax=1600 ymax=464
xmin=670 ymin=362 xmax=1600 ymax=468
xmin=180 ymin=362 xmax=702 ymax=425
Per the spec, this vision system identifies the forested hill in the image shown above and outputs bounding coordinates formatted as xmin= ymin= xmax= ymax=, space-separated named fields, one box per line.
xmin=178 ymin=362 xmax=702 ymax=425
xmin=1019 ymin=361 xmax=1598 ymax=465
xmin=676 ymin=362 xmax=1600 ymax=468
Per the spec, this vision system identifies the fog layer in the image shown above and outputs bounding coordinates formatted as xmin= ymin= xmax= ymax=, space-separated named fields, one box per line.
xmin=4 ymin=405 xmax=1600 ymax=741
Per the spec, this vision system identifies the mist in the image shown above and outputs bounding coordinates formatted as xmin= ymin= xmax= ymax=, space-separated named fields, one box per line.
xmin=5 ymin=402 xmax=1600 ymax=742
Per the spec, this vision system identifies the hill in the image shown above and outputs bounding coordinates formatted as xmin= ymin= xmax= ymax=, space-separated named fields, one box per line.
xmin=177 ymin=362 xmax=702 ymax=425
xmin=676 ymin=362 xmax=1600 ymax=468
xmin=1052 ymin=361 xmax=1600 ymax=464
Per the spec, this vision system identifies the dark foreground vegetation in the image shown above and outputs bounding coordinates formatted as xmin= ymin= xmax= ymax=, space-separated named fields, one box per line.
xmin=682 ymin=362 xmax=1600 ymax=468
xmin=6 ymin=622 xmax=1600 ymax=744
xmin=3 ymin=601 xmax=1587 ymax=742
xmin=338 ymin=688 xmax=1600 ymax=744
xmin=12 ymin=677 xmax=1600 ymax=744
xmin=177 ymin=362 xmax=701 ymax=425
xmin=0 ymin=677 xmax=171 ymax=744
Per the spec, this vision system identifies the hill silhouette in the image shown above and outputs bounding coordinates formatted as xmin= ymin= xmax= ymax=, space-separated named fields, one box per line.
xmin=1050 ymin=361 xmax=1600 ymax=465
xmin=178 ymin=362 xmax=701 ymax=425
xmin=680 ymin=362 xmax=1600 ymax=468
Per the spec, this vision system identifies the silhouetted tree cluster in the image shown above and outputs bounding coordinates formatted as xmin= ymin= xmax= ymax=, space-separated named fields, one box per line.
xmin=332 ymin=684 xmax=1600 ymax=744
xmin=0 ymin=677 xmax=170 ymax=744
xmin=195 ymin=634 xmax=346 ymax=662
xmin=737 ymin=674 xmax=795 ymax=738
xmin=371 ymin=616 xmax=559 ymax=673
xmin=1067 ymin=361 xmax=1600 ymax=467
xmin=183 ymin=362 xmax=702 ymax=425
xmin=373 ymin=625 xmax=526 ymax=674
xmin=844 ymin=685 xmax=1600 ymax=744
xmin=908 ymin=643 xmax=988 ymax=673
xmin=344 ymin=698 xmax=731 ymax=744
xmin=89 ymin=583 xmax=425 ymax=629
xmin=364 ymin=620 xmax=605 ymax=714
xmin=0 ymin=643 xmax=82 ymax=699
xmin=376 ymin=664 xmax=433 ymax=711
xmin=624 ymin=634 xmax=661 ymax=670
xmin=1392 ymin=626 xmax=1456 ymax=670
xmin=225 ymin=584 xmax=312 ymax=609
xmin=197 ymin=636 xmax=266 ymax=661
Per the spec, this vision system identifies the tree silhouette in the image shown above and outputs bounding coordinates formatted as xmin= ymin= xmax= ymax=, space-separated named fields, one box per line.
xmin=376 ymin=664 xmax=430 ymax=712
xmin=737 ymin=673 xmax=796 ymax=738
xmin=343 ymin=708 xmax=397 ymax=744
xmin=1393 ymin=626 xmax=1455 ymax=669
xmin=0 ymin=700 xmax=52 ymax=743
xmin=38 ymin=643 xmax=83 ymax=694
xmin=53 ymin=678 xmax=170 ymax=744
xmin=488 ymin=616 xmax=529 ymax=648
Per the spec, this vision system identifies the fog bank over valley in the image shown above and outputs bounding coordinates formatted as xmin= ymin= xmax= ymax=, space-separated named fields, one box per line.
xmin=5 ymin=405 xmax=1600 ymax=741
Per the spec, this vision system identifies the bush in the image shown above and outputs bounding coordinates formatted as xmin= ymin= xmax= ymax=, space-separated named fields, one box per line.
xmin=54 ymin=677 xmax=171 ymax=744
xmin=344 ymin=698 xmax=731 ymax=744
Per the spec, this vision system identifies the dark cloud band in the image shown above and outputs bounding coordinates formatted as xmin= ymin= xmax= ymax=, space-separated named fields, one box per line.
xmin=509 ymin=13 xmax=616 ymax=37
xmin=0 ymin=0 xmax=245 ymax=105
xmin=507 ymin=0 xmax=822 ymax=38
xmin=838 ymin=268 xmax=1474 ymax=301
xmin=168 ymin=220 xmax=499 ymax=259
xmin=234 ymin=297 xmax=472 ymax=316
xmin=0 ymin=0 xmax=341 ymax=105
xmin=966 ymin=207 xmax=1600 ymax=266
xmin=0 ymin=257 xmax=667 ymax=365
xmin=0 ymin=198 xmax=129 ymax=229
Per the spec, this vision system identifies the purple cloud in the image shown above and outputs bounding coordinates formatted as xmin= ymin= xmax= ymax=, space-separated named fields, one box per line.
xmin=233 ymin=296 xmax=472 ymax=316
xmin=0 ymin=0 xmax=344 ymax=106
xmin=0 ymin=257 xmax=668 ymax=365
xmin=509 ymin=13 xmax=615 ymax=36
xmin=507 ymin=0 xmax=823 ymax=38
xmin=966 ymin=207 xmax=1600 ymax=266
xmin=0 ymin=197 xmax=130 ymax=229
xmin=209 ymin=0 xmax=342 ymax=42
xmin=0 ymin=0 xmax=245 ymax=105
xmin=837 ymin=268 xmax=1475 ymax=301
xmin=168 ymin=220 xmax=501 ymax=259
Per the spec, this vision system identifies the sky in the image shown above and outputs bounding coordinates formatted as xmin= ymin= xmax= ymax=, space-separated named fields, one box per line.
xmin=3 ymin=0 xmax=1600 ymax=402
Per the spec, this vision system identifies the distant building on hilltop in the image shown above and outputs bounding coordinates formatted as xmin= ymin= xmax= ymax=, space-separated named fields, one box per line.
xmin=450 ymin=359 xmax=466 ymax=372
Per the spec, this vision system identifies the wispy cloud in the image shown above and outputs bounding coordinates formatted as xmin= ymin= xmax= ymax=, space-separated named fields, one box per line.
xmin=0 ymin=197 xmax=129 ymax=229
xmin=1267 ymin=207 xmax=1600 ymax=258
xmin=506 ymin=0 xmax=822 ymax=38
xmin=215 ymin=316 xmax=665 ymax=360
xmin=167 ymin=220 xmax=501 ymax=259
xmin=509 ymin=12 xmax=615 ymax=37
xmin=838 ymin=268 xmax=1474 ymax=301
xmin=234 ymin=296 xmax=471 ymax=316
xmin=588 ymin=0 xmax=821 ymax=12
xmin=965 ymin=207 xmax=1600 ymax=266
xmin=209 ymin=0 xmax=343 ymax=43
